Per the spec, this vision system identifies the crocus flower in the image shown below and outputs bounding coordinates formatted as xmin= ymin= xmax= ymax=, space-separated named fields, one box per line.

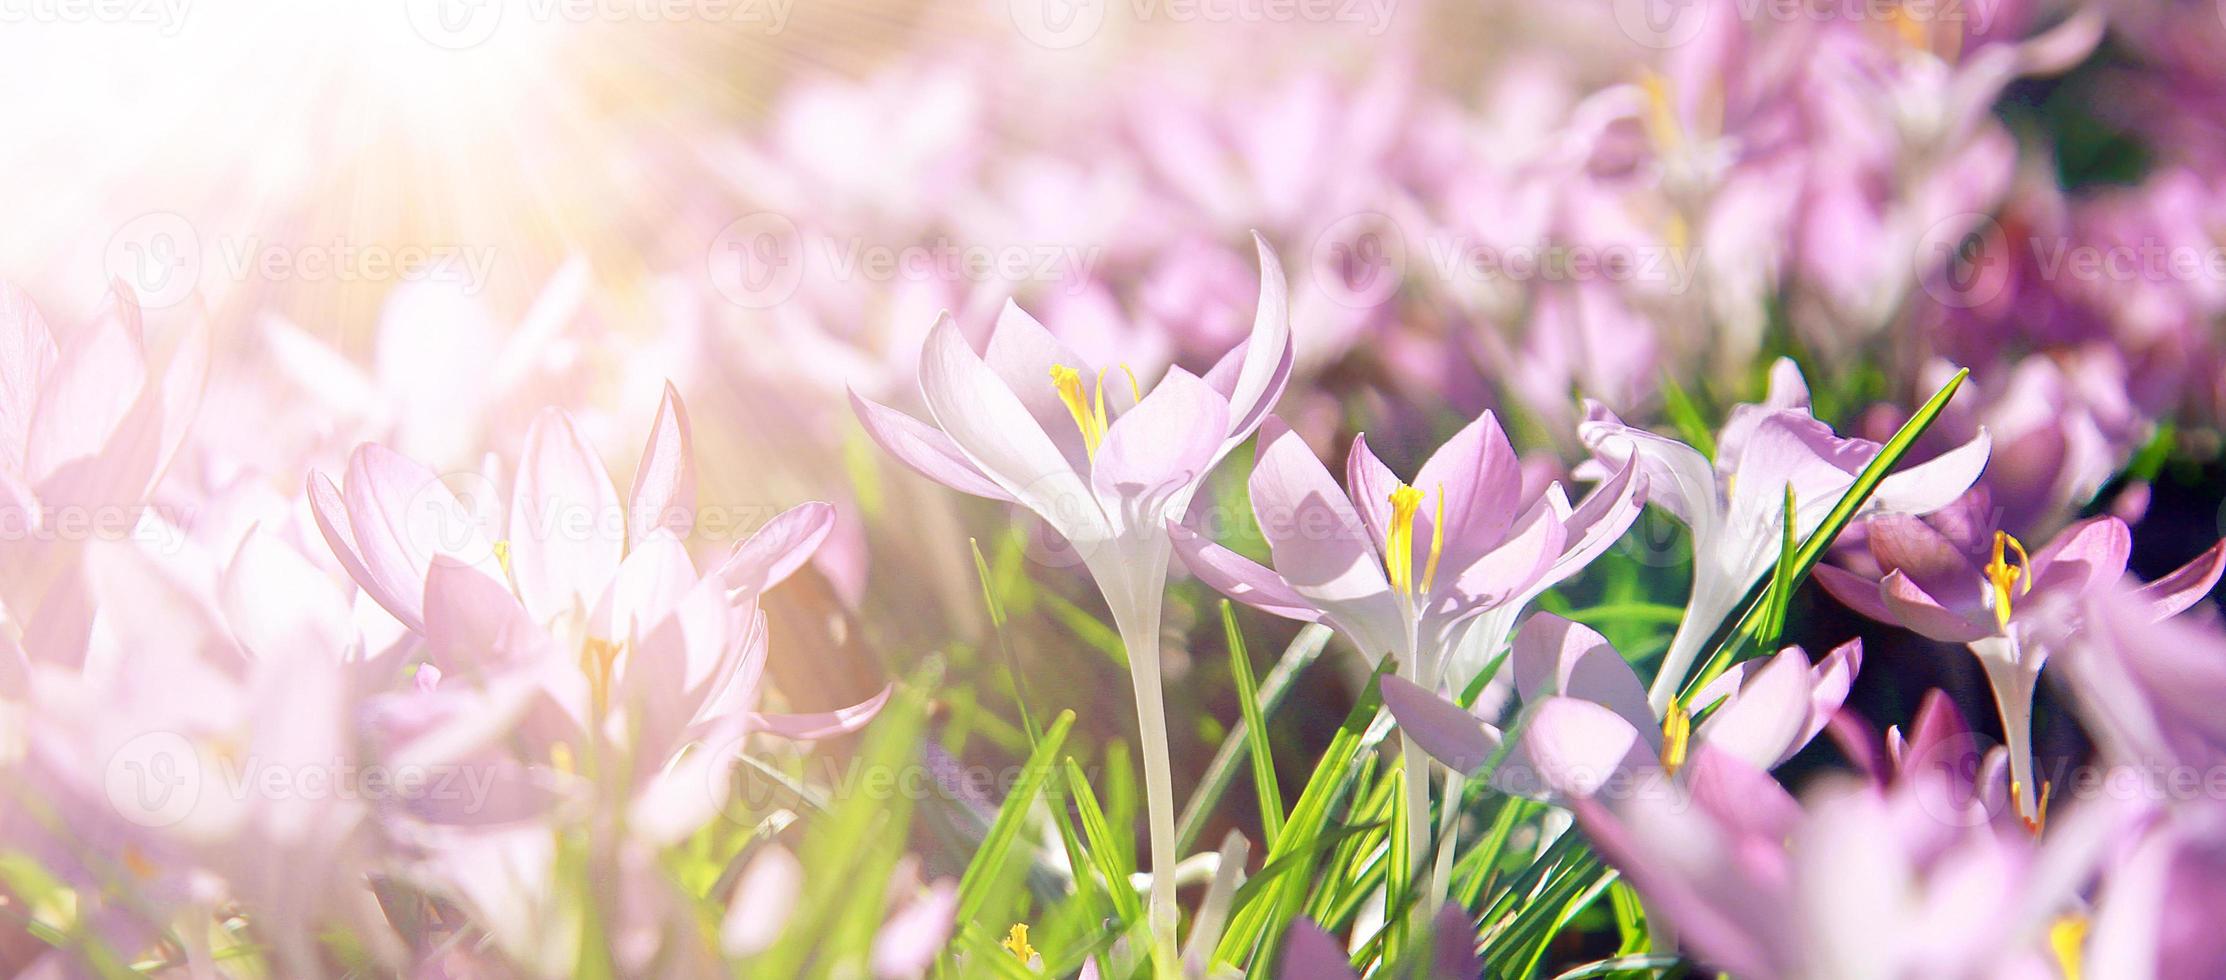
xmin=850 ymin=235 xmax=1293 ymax=954
xmin=312 ymin=386 xmax=887 ymax=836
xmin=1816 ymin=505 xmax=2225 ymax=824
xmin=1382 ymin=613 xmax=1857 ymax=799
xmin=1571 ymin=742 xmax=2131 ymax=980
xmin=1169 ymin=413 xmax=1643 ymax=694
xmin=1580 ymin=357 xmax=1990 ymax=712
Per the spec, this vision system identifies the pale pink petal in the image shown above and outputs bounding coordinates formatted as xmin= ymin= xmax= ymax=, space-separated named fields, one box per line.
xmin=1510 ymin=696 xmax=1647 ymax=798
xmin=1248 ymin=418 xmax=1403 ymax=660
xmin=2136 ymin=540 xmax=2225 ymax=620
xmin=917 ymin=316 xmax=1107 ymax=545
xmin=1879 ymin=570 xmax=1992 ymax=643
xmin=1167 ymin=521 xmax=1321 ymax=622
xmin=1090 ymin=367 xmax=1226 ymax=526
xmin=848 ymin=389 xmax=1013 ymax=502
xmin=509 ymin=408 xmax=624 ymax=624
xmin=720 ymin=846 xmax=804 ymax=957
xmin=719 ymin=501 xmax=834 ymax=595
xmin=2027 ymin=516 xmax=2131 ymax=600
xmin=870 ymin=881 xmax=958 ymax=980
xmin=627 ymin=381 xmax=698 ymax=549
xmin=753 ymin=684 xmax=892 ymax=741
xmin=1509 ymin=613 xmax=1655 ymax=739
xmin=339 ymin=444 xmax=496 ymax=632
xmin=1868 ymin=430 xmax=1991 ymax=517
xmin=1382 ymin=674 xmax=1502 ymax=774
xmin=982 ymin=299 xmax=1093 ymax=472
xmin=1693 ymin=647 xmax=1814 ymax=769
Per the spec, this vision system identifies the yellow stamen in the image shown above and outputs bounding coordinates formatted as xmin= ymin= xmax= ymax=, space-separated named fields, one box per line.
xmin=1984 ymin=531 xmax=2033 ymax=630
xmin=2049 ymin=914 xmax=2088 ymax=980
xmin=121 ymin=843 xmax=158 ymax=881
xmin=1661 ymin=701 xmax=1693 ymax=777
xmin=492 ymin=539 xmax=512 ymax=579
xmin=1638 ymin=71 xmax=1681 ymax=153
xmin=2014 ymin=778 xmax=2053 ymax=836
xmin=581 ymin=636 xmax=622 ymax=717
xmin=1001 ymin=923 xmax=1037 ymax=963
xmin=1420 ymin=484 xmax=1446 ymax=596
xmin=1385 ymin=485 xmax=1425 ymax=599
xmin=1119 ymin=365 xmax=1143 ymax=403
xmin=550 ymin=742 xmax=576 ymax=776
xmin=1049 ymin=364 xmax=1110 ymax=457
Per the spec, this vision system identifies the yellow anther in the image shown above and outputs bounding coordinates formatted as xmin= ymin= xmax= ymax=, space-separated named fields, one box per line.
xmin=121 ymin=843 xmax=158 ymax=881
xmin=1661 ymin=701 xmax=1692 ymax=777
xmin=1638 ymin=71 xmax=1681 ymax=153
xmin=2014 ymin=779 xmax=2053 ymax=837
xmin=1119 ymin=364 xmax=1143 ymax=403
xmin=1001 ymin=923 xmax=1037 ymax=963
xmin=1385 ymin=485 xmax=1425 ymax=599
xmin=492 ymin=539 xmax=512 ymax=579
xmin=550 ymin=742 xmax=576 ymax=775
xmin=580 ymin=636 xmax=623 ymax=717
xmin=1049 ymin=363 xmax=1110 ymax=457
xmin=2049 ymin=914 xmax=2088 ymax=980
xmin=1983 ymin=531 xmax=2033 ymax=630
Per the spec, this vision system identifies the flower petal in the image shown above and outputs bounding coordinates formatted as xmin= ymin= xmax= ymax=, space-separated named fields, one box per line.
xmin=1167 ymin=521 xmax=1321 ymax=622
xmin=848 ymin=388 xmax=1013 ymax=502
xmin=1879 ymin=569 xmax=1992 ymax=643
xmin=2136 ymin=539 xmax=2226 ymax=621
xmin=1510 ymin=613 xmax=1654 ymax=738
xmin=340 ymin=443 xmax=496 ymax=632
xmin=2027 ymin=516 xmax=2131 ymax=601
xmin=509 ymin=408 xmax=624 ymax=624
xmin=627 ymin=381 xmax=698 ymax=549
xmin=917 ymin=316 xmax=1108 ymax=546
xmin=1248 ymin=418 xmax=1402 ymax=660
xmin=1091 ymin=367 xmax=1226 ymax=531
xmin=752 ymin=684 xmax=892 ymax=741
xmin=719 ymin=501 xmax=834 ymax=596
xmin=1868 ymin=429 xmax=1991 ymax=517
xmin=983 ymin=299 xmax=1094 ymax=472
xmin=1382 ymin=674 xmax=1502 ymax=774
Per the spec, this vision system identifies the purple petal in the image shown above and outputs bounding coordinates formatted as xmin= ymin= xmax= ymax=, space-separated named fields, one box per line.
xmin=2136 ymin=540 xmax=2225 ymax=620
xmin=1414 ymin=411 xmax=1525 ymax=559
xmin=627 ymin=381 xmax=698 ymax=548
xmin=848 ymin=389 xmax=1013 ymax=503
xmin=1167 ymin=521 xmax=1321 ymax=622
xmin=1248 ymin=418 xmax=1401 ymax=658
xmin=1869 ymin=430 xmax=1991 ymax=517
xmin=720 ymin=501 xmax=835 ymax=595
xmin=1510 ymin=613 xmax=1654 ymax=738
xmin=982 ymin=300 xmax=1094 ymax=472
xmin=1879 ymin=570 xmax=1992 ymax=643
xmin=754 ymin=684 xmax=892 ymax=741
xmin=1511 ymin=696 xmax=1646 ymax=798
xmin=2028 ymin=516 xmax=2131 ymax=602
xmin=1091 ymin=367 xmax=1227 ymax=523
xmin=509 ymin=408 xmax=623 ymax=624
xmin=1381 ymin=675 xmax=1502 ymax=774
xmin=1276 ymin=920 xmax=1360 ymax=980
xmin=918 ymin=316 xmax=1107 ymax=545
xmin=1692 ymin=647 xmax=1812 ymax=769
xmin=1812 ymin=563 xmax=1896 ymax=627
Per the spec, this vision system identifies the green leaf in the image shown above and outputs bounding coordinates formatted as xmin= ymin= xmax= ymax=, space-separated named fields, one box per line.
xmin=1177 ymin=623 xmax=1331 ymax=853
xmin=1680 ymin=367 xmax=1971 ymax=700
xmin=1061 ymin=758 xmax=1145 ymax=928
xmin=1222 ymin=601 xmax=1285 ymax=849
xmin=957 ymin=711 xmax=1075 ymax=924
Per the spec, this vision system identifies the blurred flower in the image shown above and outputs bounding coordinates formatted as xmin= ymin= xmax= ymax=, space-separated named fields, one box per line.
xmin=1580 ymin=358 xmax=1989 ymax=713
xmin=1818 ymin=507 xmax=2224 ymax=823
xmin=1382 ymin=613 xmax=1855 ymax=798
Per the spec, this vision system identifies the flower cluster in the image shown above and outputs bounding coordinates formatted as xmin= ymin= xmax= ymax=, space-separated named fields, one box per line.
xmin=2 ymin=0 xmax=2226 ymax=977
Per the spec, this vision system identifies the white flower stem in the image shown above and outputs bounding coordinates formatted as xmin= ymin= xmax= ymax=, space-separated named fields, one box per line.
xmin=1106 ymin=570 xmax=1181 ymax=972
xmin=1970 ymin=634 xmax=2040 ymax=822
xmin=1647 ymin=585 xmax=1732 ymax=715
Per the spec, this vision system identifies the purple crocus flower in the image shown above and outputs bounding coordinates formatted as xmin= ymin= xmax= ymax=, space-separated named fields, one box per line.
xmin=1571 ymin=743 xmax=2132 ymax=979
xmin=849 ymin=235 xmax=1293 ymax=957
xmin=1170 ymin=413 xmax=1643 ymax=693
xmin=1381 ymin=613 xmax=1857 ymax=800
xmin=1817 ymin=502 xmax=2225 ymax=826
xmin=1581 ymin=357 xmax=1990 ymax=713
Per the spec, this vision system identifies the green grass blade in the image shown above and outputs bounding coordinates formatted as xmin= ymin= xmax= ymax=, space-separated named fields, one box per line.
xmin=956 ymin=710 xmax=1075 ymax=925
xmin=1221 ymin=601 xmax=1285 ymax=849
xmin=1177 ymin=623 xmax=1331 ymax=852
